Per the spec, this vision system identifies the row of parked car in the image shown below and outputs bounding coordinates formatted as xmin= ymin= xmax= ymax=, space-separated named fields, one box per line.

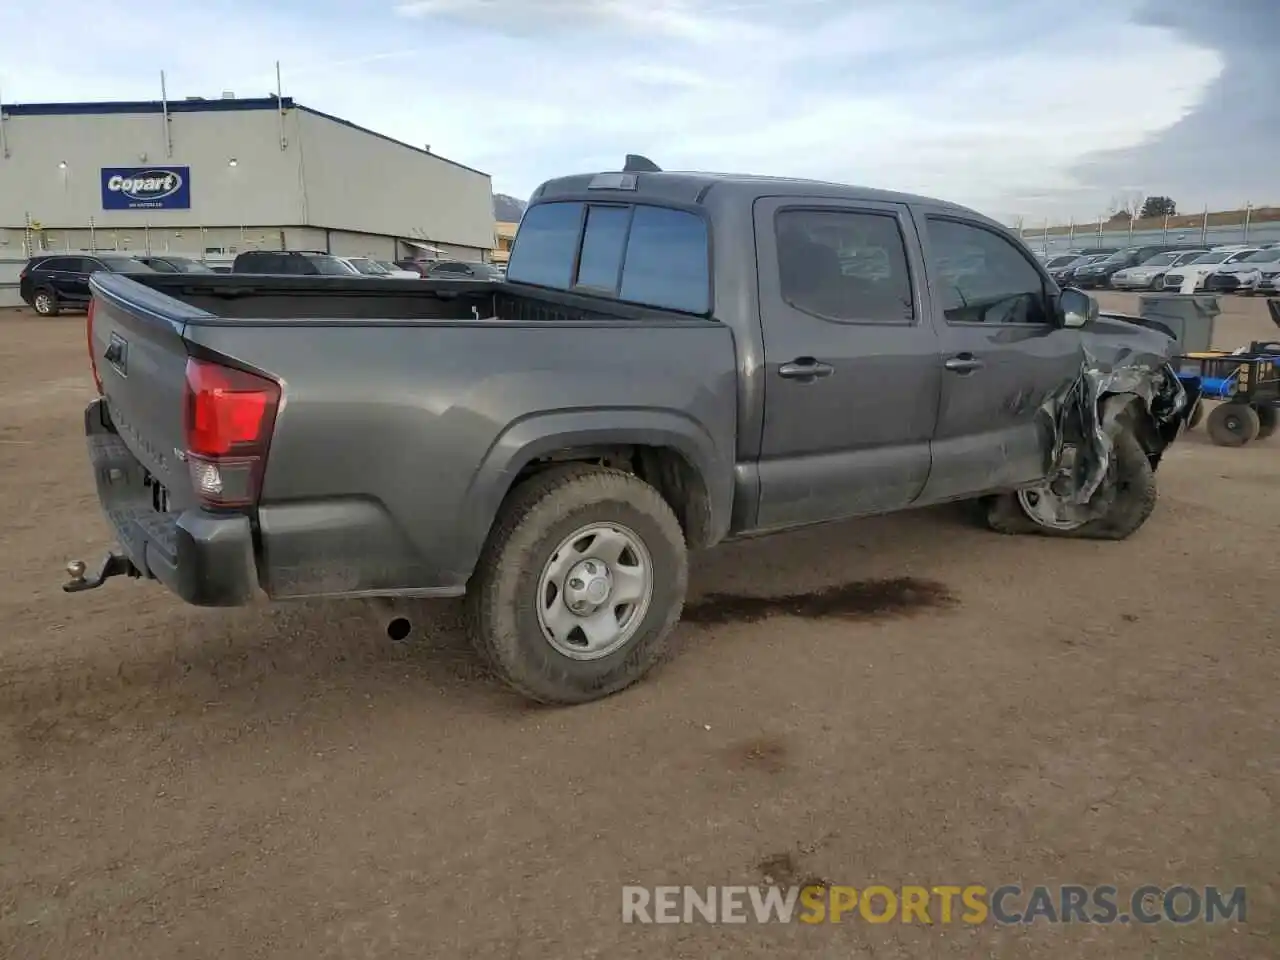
xmin=17 ymin=250 xmax=506 ymax=316
xmin=1036 ymin=242 xmax=1280 ymax=295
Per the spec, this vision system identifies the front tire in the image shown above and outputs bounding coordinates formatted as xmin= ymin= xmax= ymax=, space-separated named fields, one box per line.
xmin=1206 ymin=403 xmax=1260 ymax=446
xmin=32 ymin=288 xmax=60 ymax=316
xmin=467 ymin=463 xmax=688 ymax=705
xmin=985 ymin=424 xmax=1157 ymax=541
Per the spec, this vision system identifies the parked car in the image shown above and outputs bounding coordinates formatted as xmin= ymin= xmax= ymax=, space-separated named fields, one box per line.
xmin=135 ymin=255 xmax=218 ymax=274
xmin=1204 ymin=248 xmax=1280 ymax=294
xmin=393 ymin=259 xmax=431 ymax=277
xmin=1073 ymin=244 xmax=1205 ymax=289
xmin=1163 ymin=248 xmax=1261 ymax=292
xmin=372 ymin=260 xmax=422 ymax=279
xmin=1109 ymin=250 xmax=1209 ymax=291
xmin=18 ymin=253 xmax=154 ymax=316
xmin=335 ymin=256 xmax=421 ymax=279
xmin=1052 ymin=253 xmax=1109 ymax=286
xmin=231 ymin=250 xmax=361 ymax=276
xmin=424 ymin=260 xmax=505 ymax=281
xmin=66 ymin=160 xmax=1194 ymax=705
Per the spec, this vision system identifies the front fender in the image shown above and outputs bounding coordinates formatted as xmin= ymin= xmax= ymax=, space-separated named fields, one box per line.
xmin=456 ymin=407 xmax=735 ymax=576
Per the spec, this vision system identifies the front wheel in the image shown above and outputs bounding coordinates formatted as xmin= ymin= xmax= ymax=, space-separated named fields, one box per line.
xmin=466 ymin=463 xmax=688 ymax=705
xmin=31 ymin=288 xmax=60 ymax=316
xmin=985 ymin=425 xmax=1157 ymax=540
xmin=1206 ymin=403 xmax=1260 ymax=446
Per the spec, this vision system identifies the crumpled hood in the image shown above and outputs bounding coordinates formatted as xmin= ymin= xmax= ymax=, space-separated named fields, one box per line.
xmin=1036 ymin=312 xmax=1188 ymax=508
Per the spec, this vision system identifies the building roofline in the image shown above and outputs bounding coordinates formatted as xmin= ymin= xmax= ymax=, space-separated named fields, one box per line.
xmin=1 ymin=97 xmax=490 ymax=180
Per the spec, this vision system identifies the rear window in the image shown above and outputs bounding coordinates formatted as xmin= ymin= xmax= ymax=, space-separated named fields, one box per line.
xmin=507 ymin=200 xmax=711 ymax=314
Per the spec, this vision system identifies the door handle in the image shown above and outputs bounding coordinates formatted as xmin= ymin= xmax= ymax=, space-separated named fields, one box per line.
xmin=944 ymin=354 xmax=983 ymax=374
xmin=778 ymin=358 xmax=834 ymax=381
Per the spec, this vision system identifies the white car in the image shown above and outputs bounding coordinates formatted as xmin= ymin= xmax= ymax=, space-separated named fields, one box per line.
xmin=1205 ymin=248 xmax=1280 ymax=295
xmin=335 ymin=256 xmax=420 ymax=279
xmin=1110 ymin=249 xmax=1209 ymax=291
xmin=1162 ymin=248 xmax=1260 ymax=292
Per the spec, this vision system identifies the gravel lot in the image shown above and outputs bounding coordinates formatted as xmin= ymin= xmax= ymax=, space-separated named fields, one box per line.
xmin=1 ymin=295 xmax=1277 ymax=959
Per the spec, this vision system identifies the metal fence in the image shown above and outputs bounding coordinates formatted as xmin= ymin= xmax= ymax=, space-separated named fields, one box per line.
xmin=1015 ymin=210 xmax=1280 ymax=256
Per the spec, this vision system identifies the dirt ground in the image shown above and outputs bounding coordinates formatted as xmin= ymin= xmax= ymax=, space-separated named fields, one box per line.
xmin=1 ymin=296 xmax=1277 ymax=959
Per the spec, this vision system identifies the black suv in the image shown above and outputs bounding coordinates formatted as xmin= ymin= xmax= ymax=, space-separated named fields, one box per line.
xmin=231 ymin=250 xmax=358 ymax=276
xmin=19 ymin=254 xmax=154 ymax=316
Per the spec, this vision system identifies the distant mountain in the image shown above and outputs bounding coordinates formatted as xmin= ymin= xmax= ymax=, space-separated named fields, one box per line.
xmin=493 ymin=194 xmax=527 ymax=222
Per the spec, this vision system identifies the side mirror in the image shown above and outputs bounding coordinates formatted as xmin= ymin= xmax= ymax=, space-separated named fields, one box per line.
xmin=1060 ymin=287 xmax=1098 ymax=328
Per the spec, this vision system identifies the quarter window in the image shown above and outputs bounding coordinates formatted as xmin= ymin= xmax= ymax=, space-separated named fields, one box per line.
xmin=927 ymin=218 xmax=1050 ymax=325
xmin=775 ymin=208 xmax=914 ymax=323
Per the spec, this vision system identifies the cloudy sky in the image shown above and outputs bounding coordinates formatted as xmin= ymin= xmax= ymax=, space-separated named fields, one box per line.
xmin=2 ymin=0 xmax=1274 ymax=223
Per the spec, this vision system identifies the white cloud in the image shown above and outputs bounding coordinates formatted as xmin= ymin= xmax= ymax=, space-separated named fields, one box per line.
xmin=0 ymin=0 xmax=1225 ymax=221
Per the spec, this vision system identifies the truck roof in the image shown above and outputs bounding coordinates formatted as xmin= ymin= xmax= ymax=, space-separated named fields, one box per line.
xmin=531 ymin=169 xmax=982 ymax=221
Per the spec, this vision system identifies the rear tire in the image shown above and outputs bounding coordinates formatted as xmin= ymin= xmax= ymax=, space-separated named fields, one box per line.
xmin=1206 ymin=403 xmax=1260 ymax=446
xmin=986 ymin=424 xmax=1157 ymax=541
xmin=466 ymin=463 xmax=688 ymax=705
xmin=1255 ymin=406 xmax=1277 ymax=440
xmin=32 ymin=288 xmax=60 ymax=317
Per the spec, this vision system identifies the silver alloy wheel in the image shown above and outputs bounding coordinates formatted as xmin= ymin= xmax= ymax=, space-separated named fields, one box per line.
xmin=33 ymin=292 xmax=53 ymax=315
xmin=1016 ymin=444 xmax=1090 ymax=531
xmin=535 ymin=522 xmax=654 ymax=660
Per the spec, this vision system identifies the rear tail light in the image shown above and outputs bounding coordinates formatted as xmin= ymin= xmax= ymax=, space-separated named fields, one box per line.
xmin=86 ymin=299 xmax=103 ymax=395
xmin=182 ymin=357 xmax=281 ymax=508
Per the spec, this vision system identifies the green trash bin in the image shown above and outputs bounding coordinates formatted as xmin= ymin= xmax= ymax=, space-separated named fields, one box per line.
xmin=1138 ymin=293 xmax=1221 ymax=354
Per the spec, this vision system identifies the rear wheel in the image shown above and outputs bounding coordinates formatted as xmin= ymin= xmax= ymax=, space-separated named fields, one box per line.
xmin=1206 ymin=403 xmax=1260 ymax=446
xmin=1255 ymin=406 xmax=1277 ymax=440
xmin=32 ymin=288 xmax=60 ymax=317
xmin=986 ymin=422 xmax=1157 ymax=540
xmin=467 ymin=463 xmax=688 ymax=705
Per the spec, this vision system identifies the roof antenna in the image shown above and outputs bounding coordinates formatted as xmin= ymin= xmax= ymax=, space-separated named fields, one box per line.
xmin=623 ymin=154 xmax=661 ymax=173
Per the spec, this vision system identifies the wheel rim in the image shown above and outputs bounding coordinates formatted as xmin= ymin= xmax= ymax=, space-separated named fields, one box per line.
xmin=34 ymin=293 xmax=51 ymax=314
xmin=535 ymin=522 xmax=654 ymax=661
xmin=1017 ymin=445 xmax=1090 ymax=530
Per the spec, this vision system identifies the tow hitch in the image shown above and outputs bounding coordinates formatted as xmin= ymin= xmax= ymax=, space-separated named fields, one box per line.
xmin=62 ymin=551 xmax=142 ymax=593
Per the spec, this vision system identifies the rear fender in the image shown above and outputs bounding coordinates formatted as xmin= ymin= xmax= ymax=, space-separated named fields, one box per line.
xmin=458 ymin=408 xmax=734 ymax=576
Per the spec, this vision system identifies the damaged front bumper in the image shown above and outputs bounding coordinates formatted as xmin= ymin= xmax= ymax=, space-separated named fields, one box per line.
xmin=1036 ymin=312 xmax=1194 ymax=516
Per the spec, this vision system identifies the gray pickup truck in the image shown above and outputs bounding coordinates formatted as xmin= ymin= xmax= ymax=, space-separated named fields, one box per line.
xmin=65 ymin=157 xmax=1192 ymax=704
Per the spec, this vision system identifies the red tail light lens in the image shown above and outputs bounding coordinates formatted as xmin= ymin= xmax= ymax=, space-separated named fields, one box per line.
xmin=183 ymin=357 xmax=281 ymax=507
xmin=86 ymin=299 xmax=103 ymax=395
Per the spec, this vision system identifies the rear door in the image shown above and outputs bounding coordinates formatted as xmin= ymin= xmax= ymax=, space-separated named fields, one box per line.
xmin=41 ymin=257 xmax=81 ymax=302
xmin=913 ymin=209 xmax=1081 ymax=503
xmin=753 ymin=197 xmax=944 ymax=529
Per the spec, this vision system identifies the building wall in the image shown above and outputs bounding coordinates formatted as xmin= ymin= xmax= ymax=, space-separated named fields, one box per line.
xmin=295 ymin=110 xmax=494 ymax=251
xmin=0 ymin=99 xmax=495 ymax=258
xmin=0 ymin=105 xmax=306 ymax=229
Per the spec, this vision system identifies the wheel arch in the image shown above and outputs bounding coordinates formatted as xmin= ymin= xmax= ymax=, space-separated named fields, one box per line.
xmin=460 ymin=409 xmax=733 ymax=580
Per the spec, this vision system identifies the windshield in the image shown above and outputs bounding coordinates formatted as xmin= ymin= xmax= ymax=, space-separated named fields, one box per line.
xmin=1046 ymin=255 xmax=1078 ymax=268
xmin=311 ymin=256 xmax=359 ymax=276
xmin=374 ymin=260 xmax=401 ymax=272
xmin=1139 ymin=253 xmax=1180 ymax=267
xmin=98 ymin=257 xmax=153 ymax=272
xmin=1102 ymin=248 xmax=1142 ymax=264
xmin=348 ymin=258 xmax=389 ymax=275
xmin=1190 ymin=252 xmax=1232 ymax=265
xmin=171 ymin=258 xmax=216 ymax=273
xmin=1241 ymin=249 xmax=1280 ymax=263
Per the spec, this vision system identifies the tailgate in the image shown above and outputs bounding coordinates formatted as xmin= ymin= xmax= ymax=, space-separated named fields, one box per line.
xmin=90 ymin=273 xmax=202 ymax=508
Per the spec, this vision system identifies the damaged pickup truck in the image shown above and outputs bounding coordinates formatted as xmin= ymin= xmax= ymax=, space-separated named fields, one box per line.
xmin=66 ymin=157 xmax=1192 ymax=704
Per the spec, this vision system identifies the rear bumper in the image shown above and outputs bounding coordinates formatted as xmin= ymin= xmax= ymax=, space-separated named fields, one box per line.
xmin=79 ymin=398 xmax=258 ymax=606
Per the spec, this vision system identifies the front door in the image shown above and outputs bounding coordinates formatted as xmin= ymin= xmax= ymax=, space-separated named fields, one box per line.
xmin=753 ymin=196 xmax=944 ymax=530
xmin=912 ymin=208 xmax=1084 ymax=504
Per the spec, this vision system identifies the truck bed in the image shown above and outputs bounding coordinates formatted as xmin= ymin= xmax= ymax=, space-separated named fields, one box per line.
xmin=114 ymin=272 xmax=702 ymax=325
xmin=85 ymin=271 xmax=739 ymax=603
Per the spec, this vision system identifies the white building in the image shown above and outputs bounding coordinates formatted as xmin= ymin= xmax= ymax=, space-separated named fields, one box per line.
xmin=0 ymin=95 xmax=495 ymax=263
